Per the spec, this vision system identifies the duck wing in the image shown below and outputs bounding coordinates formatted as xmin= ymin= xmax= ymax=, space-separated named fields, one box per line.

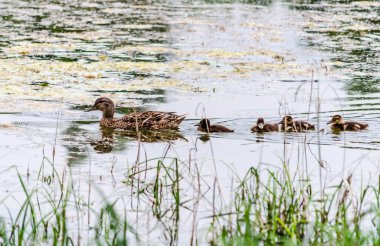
xmin=210 ymin=125 xmax=234 ymax=132
xmin=250 ymin=126 xmax=260 ymax=132
xmin=345 ymin=121 xmax=368 ymax=131
xmin=294 ymin=121 xmax=315 ymax=131
xmin=264 ymin=124 xmax=278 ymax=132
xmin=119 ymin=111 xmax=186 ymax=130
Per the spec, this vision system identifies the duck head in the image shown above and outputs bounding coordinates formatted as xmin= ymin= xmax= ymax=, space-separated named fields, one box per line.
xmin=195 ymin=119 xmax=211 ymax=129
xmin=86 ymin=97 xmax=115 ymax=119
xmin=257 ymin=118 xmax=265 ymax=129
xmin=279 ymin=115 xmax=293 ymax=126
xmin=327 ymin=115 xmax=343 ymax=125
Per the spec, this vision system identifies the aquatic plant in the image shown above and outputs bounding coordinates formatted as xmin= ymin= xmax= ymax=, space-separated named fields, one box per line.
xmin=0 ymin=158 xmax=134 ymax=246
xmin=0 ymin=143 xmax=379 ymax=245
xmin=213 ymin=165 xmax=380 ymax=245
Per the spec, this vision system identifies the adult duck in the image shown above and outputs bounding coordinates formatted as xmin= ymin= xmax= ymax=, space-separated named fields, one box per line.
xmin=86 ymin=97 xmax=186 ymax=130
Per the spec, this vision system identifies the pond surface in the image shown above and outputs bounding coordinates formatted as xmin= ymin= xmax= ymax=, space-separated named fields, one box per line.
xmin=0 ymin=0 xmax=379 ymax=244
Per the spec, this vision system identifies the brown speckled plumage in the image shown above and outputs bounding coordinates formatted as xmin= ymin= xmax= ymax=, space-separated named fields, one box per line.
xmin=87 ymin=97 xmax=186 ymax=130
xmin=327 ymin=115 xmax=368 ymax=131
xmin=195 ymin=119 xmax=234 ymax=133
xmin=278 ymin=115 xmax=315 ymax=132
xmin=251 ymin=118 xmax=278 ymax=132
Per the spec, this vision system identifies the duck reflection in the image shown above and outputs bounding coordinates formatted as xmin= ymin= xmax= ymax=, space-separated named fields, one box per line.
xmin=119 ymin=130 xmax=186 ymax=143
xmin=198 ymin=134 xmax=210 ymax=142
xmin=90 ymin=127 xmax=115 ymax=153
xmin=62 ymin=122 xmax=186 ymax=166
xmin=255 ymin=134 xmax=265 ymax=143
xmin=89 ymin=126 xmax=187 ymax=153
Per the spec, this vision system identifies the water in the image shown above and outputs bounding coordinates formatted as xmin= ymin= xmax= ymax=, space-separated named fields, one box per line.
xmin=0 ymin=0 xmax=379 ymax=244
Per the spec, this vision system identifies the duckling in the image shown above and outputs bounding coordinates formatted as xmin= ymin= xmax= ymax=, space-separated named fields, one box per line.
xmin=278 ymin=115 xmax=315 ymax=132
xmin=86 ymin=97 xmax=186 ymax=130
xmin=195 ymin=119 xmax=234 ymax=133
xmin=327 ymin=115 xmax=368 ymax=131
xmin=251 ymin=118 xmax=278 ymax=132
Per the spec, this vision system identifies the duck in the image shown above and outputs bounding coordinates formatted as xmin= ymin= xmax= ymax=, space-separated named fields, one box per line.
xmin=251 ymin=118 xmax=278 ymax=132
xmin=195 ymin=119 xmax=234 ymax=133
xmin=86 ymin=97 xmax=186 ymax=130
xmin=327 ymin=115 xmax=368 ymax=131
xmin=278 ymin=115 xmax=315 ymax=132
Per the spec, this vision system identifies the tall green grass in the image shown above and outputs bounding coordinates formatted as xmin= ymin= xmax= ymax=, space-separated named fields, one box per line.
xmin=0 ymin=157 xmax=133 ymax=246
xmin=0 ymin=149 xmax=380 ymax=245
xmin=213 ymin=164 xmax=380 ymax=245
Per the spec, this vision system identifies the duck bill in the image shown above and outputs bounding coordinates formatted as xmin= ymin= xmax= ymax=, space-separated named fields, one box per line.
xmin=258 ymin=123 xmax=264 ymax=129
xmin=326 ymin=120 xmax=332 ymax=124
xmin=85 ymin=105 xmax=97 ymax=112
xmin=194 ymin=123 xmax=200 ymax=126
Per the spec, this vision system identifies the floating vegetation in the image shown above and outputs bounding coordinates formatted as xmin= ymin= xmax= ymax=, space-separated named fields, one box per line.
xmin=31 ymin=81 xmax=49 ymax=87
xmin=295 ymin=1 xmax=380 ymax=94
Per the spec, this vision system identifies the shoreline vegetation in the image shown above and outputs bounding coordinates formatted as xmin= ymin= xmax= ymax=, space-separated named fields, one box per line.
xmin=1 ymin=136 xmax=379 ymax=245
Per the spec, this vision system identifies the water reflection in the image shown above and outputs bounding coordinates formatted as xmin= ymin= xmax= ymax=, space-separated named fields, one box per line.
xmin=90 ymin=127 xmax=115 ymax=153
xmin=198 ymin=134 xmax=210 ymax=142
xmin=62 ymin=123 xmax=128 ymax=165
xmin=117 ymin=130 xmax=186 ymax=143
xmin=61 ymin=123 xmax=93 ymax=165
xmin=63 ymin=122 xmax=186 ymax=163
xmin=254 ymin=133 xmax=265 ymax=142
